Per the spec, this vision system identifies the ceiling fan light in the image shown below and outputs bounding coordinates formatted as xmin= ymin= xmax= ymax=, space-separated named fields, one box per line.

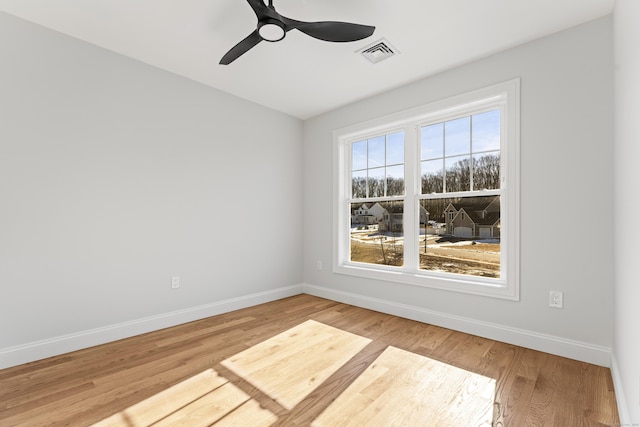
xmin=258 ymin=19 xmax=286 ymax=42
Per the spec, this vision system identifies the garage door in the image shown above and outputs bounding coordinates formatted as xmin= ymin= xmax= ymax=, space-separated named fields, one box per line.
xmin=479 ymin=228 xmax=491 ymax=238
xmin=454 ymin=227 xmax=472 ymax=238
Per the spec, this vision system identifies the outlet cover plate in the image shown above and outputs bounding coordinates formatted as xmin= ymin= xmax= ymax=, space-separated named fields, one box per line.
xmin=549 ymin=291 xmax=563 ymax=308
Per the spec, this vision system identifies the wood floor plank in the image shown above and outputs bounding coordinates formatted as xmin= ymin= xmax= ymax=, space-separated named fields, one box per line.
xmin=93 ymin=368 xmax=229 ymax=427
xmin=312 ymin=346 xmax=495 ymax=427
xmin=0 ymin=294 xmax=620 ymax=426
xmin=221 ymin=320 xmax=371 ymax=411
xmin=523 ymin=353 xmax=559 ymax=426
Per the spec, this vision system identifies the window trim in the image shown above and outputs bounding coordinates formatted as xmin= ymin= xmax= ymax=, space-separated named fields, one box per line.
xmin=333 ymin=79 xmax=520 ymax=300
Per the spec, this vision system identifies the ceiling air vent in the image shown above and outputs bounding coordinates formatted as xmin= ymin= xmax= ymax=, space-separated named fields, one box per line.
xmin=358 ymin=38 xmax=399 ymax=64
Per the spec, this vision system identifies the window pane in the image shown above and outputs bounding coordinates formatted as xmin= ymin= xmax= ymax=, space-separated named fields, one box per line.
xmin=445 ymin=117 xmax=470 ymax=157
xmin=445 ymin=155 xmax=471 ymax=192
xmin=472 ymin=110 xmax=500 ymax=152
xmin=418 ymin=195 xmax=500 ymax=278
xmin=421 ymin=159 xmax=443 ymax=194
xmin=386 ymin=132 xmax=404 ymax=165
xmin=352 ymin=171 xmax=367 ymax=198
xmin=421 ymin=123 xmax=443 ymax=160
xmin=368 ymin=136 xmax=385 ymax=168
xmin=367 ymin=167 xmax=385 ymax=198
xmin=350 ymin=201 xmax=404 ymax=267
xmin=352 ymin=140 xmax=367 ymax=171
xmin=473 ymin=152 xmax=500 ymax=190
xmin=386 ymin=164 xmax=404 ymax=196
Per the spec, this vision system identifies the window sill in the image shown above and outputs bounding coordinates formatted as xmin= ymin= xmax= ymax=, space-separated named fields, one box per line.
xmin=334 ymin=262 xmax=519 ymax=301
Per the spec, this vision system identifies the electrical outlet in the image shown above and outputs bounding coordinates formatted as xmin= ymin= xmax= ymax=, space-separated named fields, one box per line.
xmin=317 ymin=260 xmax=323 ymax=270
xmin=549 ymin=291 xmax=563 ymax=308
xmin=171 ymin=276 xmax=180 ymax=289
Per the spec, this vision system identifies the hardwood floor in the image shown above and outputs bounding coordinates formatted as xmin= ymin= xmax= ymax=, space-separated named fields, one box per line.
xmin=0 ymin=295 xmax=619 ymax=426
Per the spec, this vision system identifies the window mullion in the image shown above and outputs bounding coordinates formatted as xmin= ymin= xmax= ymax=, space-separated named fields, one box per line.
xmin=441 ymin=124 xmax=446 ymax=193
xmin=365 ymin=141 xmax=369 ymax=199
xmin=403 ymin=125 xmax=418 ymax=271
xmin=469 ymin=115 xmax=474 ymax=191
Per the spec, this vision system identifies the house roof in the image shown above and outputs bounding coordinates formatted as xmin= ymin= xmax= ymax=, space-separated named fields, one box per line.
xmin=458 ymin=209 xmax=500 ymax=226
xmin=447 ymin=196 xmax=499 ymax=212
xmin=386 ymin=205 xmax=404 ymax=214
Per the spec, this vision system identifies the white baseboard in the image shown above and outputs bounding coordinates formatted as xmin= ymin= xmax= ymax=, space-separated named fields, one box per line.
xmin=302 ymin=283 xmax=612 ymax=367
xmin=610 ymin=354 xmax=632 ymax=425
xmin=0 ymin=284 xmax=304 ymax=370
xmin=1 ymin=283 xmax=612 ymax=371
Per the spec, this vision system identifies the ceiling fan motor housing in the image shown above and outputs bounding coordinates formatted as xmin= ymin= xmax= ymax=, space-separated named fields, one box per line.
xmin=258 ymin=18 xmax=286 ymax=42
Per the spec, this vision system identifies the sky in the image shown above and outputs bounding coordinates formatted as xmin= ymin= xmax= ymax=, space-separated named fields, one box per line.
xmin=351 ymin=109 xmax=501 ymax=198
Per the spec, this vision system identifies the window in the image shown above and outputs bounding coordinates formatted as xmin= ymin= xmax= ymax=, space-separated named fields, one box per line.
xmin=334 ymin=80 xmax=520 ymax=300
xmin=350 ymin=131 xmax=405 ymax=267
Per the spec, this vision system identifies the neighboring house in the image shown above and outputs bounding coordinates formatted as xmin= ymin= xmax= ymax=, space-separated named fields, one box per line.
xmin=379 ymin=205 xmax=404 ymax=232
xmin=378 ymin=205 xmax=429 ymax=232
xmin=444 ymin=196 xmax=500 ymax=238
xmin=352 ymin=202 xmax=386 ymax=225
xmin=420 ymin=206 xmax=429 ymax=227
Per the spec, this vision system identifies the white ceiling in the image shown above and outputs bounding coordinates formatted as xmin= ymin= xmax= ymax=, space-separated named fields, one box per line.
xmin=0 ymin=0 xmax=613 ymax=119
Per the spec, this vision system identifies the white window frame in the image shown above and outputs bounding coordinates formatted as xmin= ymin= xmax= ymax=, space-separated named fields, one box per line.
xmin=333 ymin=79 xmax=520 ymax=300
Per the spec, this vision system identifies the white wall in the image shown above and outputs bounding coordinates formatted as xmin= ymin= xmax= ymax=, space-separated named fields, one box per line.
xmin=303 ymin=17 xmax=614 ymax=363
xmin=0 ymin=12 xmax=303 ymax=363
xmin=613 ymin=0 xmax=640 ymax=423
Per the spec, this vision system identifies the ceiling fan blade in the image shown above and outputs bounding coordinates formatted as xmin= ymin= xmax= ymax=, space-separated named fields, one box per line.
xmin=284 ymin=19 xmax=375 ymax=42
xmin=245 ymin=0 xmax=269 ymax=19
xmin=220 ymin=30 xmax=262 ymax=65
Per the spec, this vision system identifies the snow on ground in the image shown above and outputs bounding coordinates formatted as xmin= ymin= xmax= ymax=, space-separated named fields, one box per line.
xmin=437 ymin=239 xmax=500 ymax=247
xmin=351 ymin=229 xmax=499 ymax=248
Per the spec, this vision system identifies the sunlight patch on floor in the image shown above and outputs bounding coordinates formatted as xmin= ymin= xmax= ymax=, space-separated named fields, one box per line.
xmin=221 ymin=319 xmax=372 ymax=410
xmin=92 ymin=369 xmax=276 ymax=427
xmin=312 ymin=346 xmax=496 ymax=427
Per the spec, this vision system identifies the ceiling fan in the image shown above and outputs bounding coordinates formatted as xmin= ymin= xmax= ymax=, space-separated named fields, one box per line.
xmin=220 ymin=0 xmax=375 ymax=65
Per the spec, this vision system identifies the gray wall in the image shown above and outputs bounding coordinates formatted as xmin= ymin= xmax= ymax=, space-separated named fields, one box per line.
xmin=3 ymin=10 xmax=633 ymax=419
xmin=0 ymin=12 xmax=303 ymax=349
xmin=303 ymin=17 xmax=613 ymax=349
xmin=613 ymin=1 xmax=640 ymax=423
